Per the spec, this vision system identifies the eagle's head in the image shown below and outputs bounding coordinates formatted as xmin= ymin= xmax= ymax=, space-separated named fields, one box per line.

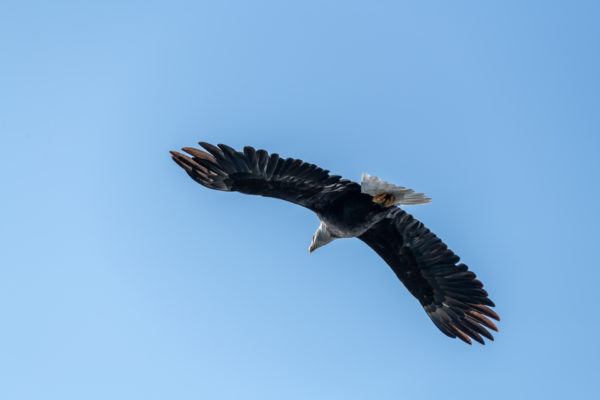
xmin=309 ymin=221 xmax=336 ymax=253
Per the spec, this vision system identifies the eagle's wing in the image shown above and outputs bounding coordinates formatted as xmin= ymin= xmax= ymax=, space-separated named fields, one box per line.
xmin=358 ymin=208 xmax=499 ymax=345
xmin=171 ymin=143 xmax=359 ymax=212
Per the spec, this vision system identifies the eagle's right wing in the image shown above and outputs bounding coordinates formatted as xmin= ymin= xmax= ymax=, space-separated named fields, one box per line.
xmin=171 ymin=142 xmax=360 ymax=212
xmin=359 ymin=208 xmax=499 ymax=345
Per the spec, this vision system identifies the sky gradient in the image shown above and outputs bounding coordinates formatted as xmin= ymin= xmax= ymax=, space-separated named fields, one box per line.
xmin=1 ymin=1 xmax=599 ymax=399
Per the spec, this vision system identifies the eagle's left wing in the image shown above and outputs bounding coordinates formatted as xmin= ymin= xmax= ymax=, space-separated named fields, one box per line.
xmin=170 ymin=142 xmax=359 ymax=212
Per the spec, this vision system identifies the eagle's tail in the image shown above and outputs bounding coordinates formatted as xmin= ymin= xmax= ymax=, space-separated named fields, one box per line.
xmin=361 ymin=173 xmax=431 ymax=207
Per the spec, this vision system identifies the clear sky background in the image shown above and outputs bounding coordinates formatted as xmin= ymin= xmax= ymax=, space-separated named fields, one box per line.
xmin=1 ymin=1 xmax=599 ymax=399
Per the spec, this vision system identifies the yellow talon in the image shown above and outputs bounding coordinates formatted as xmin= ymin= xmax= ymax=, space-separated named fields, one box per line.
xmin=373 ymin=193 xmax=387 ymax=203
xmin=384 ymin=195 xmax=396 ymax=207
xmin=372 ymin=193 xmax=396 ymax=207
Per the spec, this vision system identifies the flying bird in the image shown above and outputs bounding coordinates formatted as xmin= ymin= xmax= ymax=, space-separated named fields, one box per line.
xmin=170 ymin=142 xmax=499 ymax=345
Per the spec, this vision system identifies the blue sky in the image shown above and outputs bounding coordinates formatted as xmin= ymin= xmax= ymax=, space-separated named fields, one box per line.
xmin=1 ymin=1 xmax=599 ymax=399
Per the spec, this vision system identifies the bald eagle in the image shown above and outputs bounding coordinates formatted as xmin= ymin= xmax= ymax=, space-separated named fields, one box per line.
xmin=171 ymin=142 xmax=499 ymax=345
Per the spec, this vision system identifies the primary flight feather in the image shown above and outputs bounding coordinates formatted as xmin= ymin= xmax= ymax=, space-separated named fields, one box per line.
xmin=170 ymin=142 xmax=499 ymax=345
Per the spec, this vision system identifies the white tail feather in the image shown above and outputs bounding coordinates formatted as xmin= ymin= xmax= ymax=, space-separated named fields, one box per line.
xmin=361 ymin=173 xmax=431 ymax=206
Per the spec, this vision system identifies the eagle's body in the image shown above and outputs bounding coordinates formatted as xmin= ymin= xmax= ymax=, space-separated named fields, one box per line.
xmin=317 ymin=191 xmax=385 ymax=238
xmin=171 ymin=142 xmax=499 ymax=345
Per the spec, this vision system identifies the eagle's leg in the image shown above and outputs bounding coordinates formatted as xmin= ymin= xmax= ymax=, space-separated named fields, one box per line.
xmin=372 ymin=193 xmax=396 ymax=207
